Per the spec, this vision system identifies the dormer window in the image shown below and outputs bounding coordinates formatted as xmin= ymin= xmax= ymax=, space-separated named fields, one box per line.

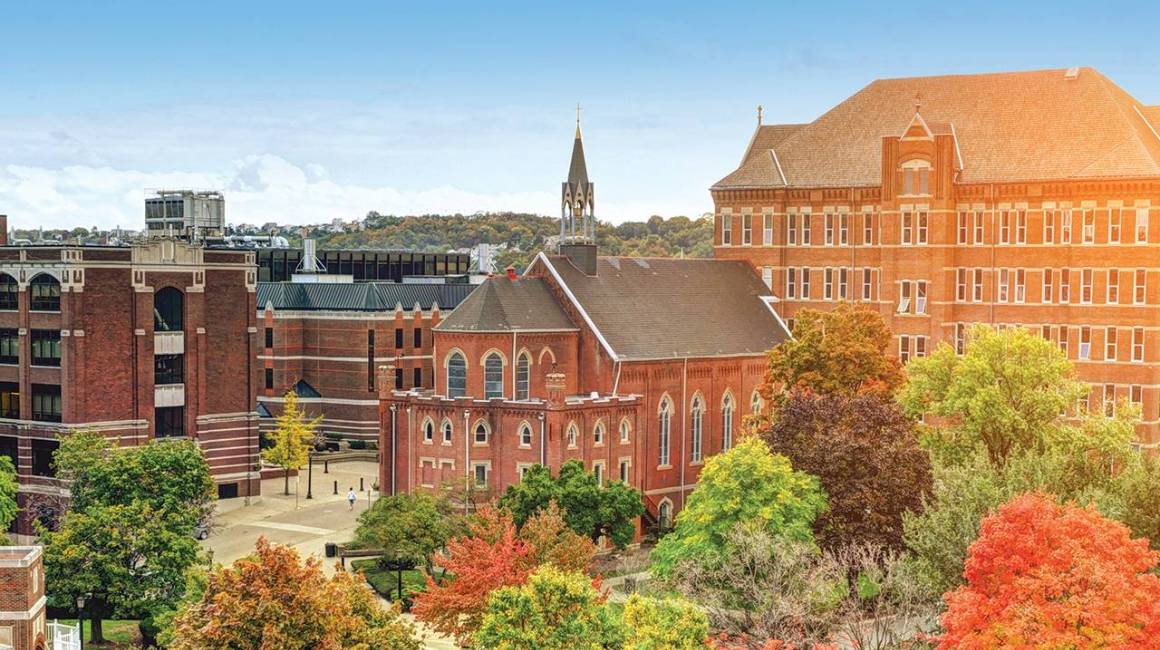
xmin=900 ymin=160 xmax=932 ymax=196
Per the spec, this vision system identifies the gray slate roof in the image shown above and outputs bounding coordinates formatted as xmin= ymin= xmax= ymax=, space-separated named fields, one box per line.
xmin=436 ymin=277 xmax=577 ymax=332
xmin=257 ymin=282 xmax=474 ymax=312
xmin=539 ymin=254 xmax=789 ymax=360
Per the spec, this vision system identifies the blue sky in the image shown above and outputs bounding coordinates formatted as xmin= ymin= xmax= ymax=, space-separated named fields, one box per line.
xmin=2 ymin=0 xmax=1160 ymax=229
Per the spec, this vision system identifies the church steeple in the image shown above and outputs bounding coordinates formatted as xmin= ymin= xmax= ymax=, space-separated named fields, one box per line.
xmin=561 ymin=105 xmax=595 ymax=245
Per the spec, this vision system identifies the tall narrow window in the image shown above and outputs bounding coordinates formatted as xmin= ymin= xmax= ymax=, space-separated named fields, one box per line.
xmin=801 ymin=268 xmax=811 ymax=299
xmin=413 ymin=328 xmax=422 ymax=348
xmin=1136 ymin=207 xmax=1149 ymax=243
xmin=786 ymin=268 xmax=797 ymax=299
xmin=897 ymin=281 xmax=912 ymax=313
xmin=824 ymin=269 xmax=834 ymax=301
xmin=446 ymin=352 xmax=466 ymax=398
xmin=658 ymin=399 xmax=672 ymax=466
xmin=722 ymin=394 xmax=735 ymax=451
xmin=423 ymin=419 xmax=434 ymax=443
xmin=916 ymin=336 xmax=927 ymax=358
xmin=957 ymin=211 xmax=969 ymax=244
xmin=1107 ymin=269 xmax=1120 ymax=304
xmin=1060 ymin=268 xmax=1071 ymax=303
xmin=690 ymin=396 xmax=703 ymax=463
xmin=474 ymin=421 xmax=489 ymax=445
xmin=915 ymin=281 xmax=927 ymax=314
xmin=974 ymin=210 xmax=985 ymax=244
xmin=1015 ymin=209 xmax=1027 ymax=244
xmin=1059 ymin=325 xmax=1070 ymax=358
xmin=29 ymin=275 xmax=61 ymax=312
xmin=861 ymin=268 xmax=873 ymax=301
xmin=0 ymin=383 xmax=18 ymax=419
xmin=1079 ymin=327 xmax=1092 ymax=360
xmin=973 ymin=269 xmax=984 ymax=303
xmin=1082 ymin=209 xmax=1095 ymax=244
xmin=1132 ymin=327 xmax=1145 ymax=362
xmin=742 ymin=212 xmax=752 ymax=245
xmin=899 ymin=335 xmax=911 ymax=364
xmin=762 ymin=210 xmax=773 ymax=246
xmin=442 ymin=420 xmax=453 ymax=444
xmin=515 ymin=353 xmax=530 ymax=400
xmin=394 ymin=328 xmax=404 ymax=349
xmin=1014 ymin=269 xmax=1026 ymax=304
xmin=720 ymin=210 xmax=732 ymax=245
xmin=367 ymin=330 xmax=375 ymax=392
xmin=1061 ymin=209 xmax=1073 ymax=244
xmin=838 ymin=268 xmax=849 ymax=300
xmin=901 ymin=211 xmax=913 ymax=245
xmin=917 ymin=210 xmax=928 ymax=244
xmin=863 ymin=212 xmax=874 ymax=245
xmin=801 ymin=213 xmax=812 ymax=245
xmin=839 ymin=213 xmax=849 ymax=245
xmin=999 ymin=210 xmax=1011 ymax=244
xmin=520 ymin=423 xmax=532 ymax=447
xmin=0 ymin=275 xmax=17 ymax=311
xmin=1044 ymin=209 xmax=1056 ymax=244
xmin=619 ymin=419 xmax=630 ymax=443
xmin=762 ymin=267 xmax=773 ymax=290
xmin=997 ymin=269 xmax=1009 ymax=303
xmin=1109 ymin=208 xmax=1122 ymax=243
xmin=1081 ymin=269 xmax=1093 ymax=304
xmin=154 ymin=287 xmax=184 ymax=332
xmin=787 ymin=213 xmax=798 ymax=245
xmin=751 ymin=390 xmax=763 ymax=415
xmin=956 ymin=269 xmax=967 ymax=302
xmin=264 ymin=327 xmax=274 ymax=349
xmin=824 ymin=213 xmax=835 ymax=246
xmin=0 ymin=330 xmax=17 ymax=365
xmin=1042 ymin=269 xmax=1054 ymax=304
xmin=955 ymin=323 xmax=967 ymax=355
xmin=1135 ymin=269 xmax=1147 ymax=304
xmin=484 ymin=353 xmax=503 ymax=399
xmin=1105 ymin=326 xmax=1118 ymax=361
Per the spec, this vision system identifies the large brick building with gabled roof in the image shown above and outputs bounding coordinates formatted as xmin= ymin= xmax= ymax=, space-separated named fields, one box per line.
xmin=712 ymin=67 xmax=1160 ymax=446
xmin=380 ymin=121 xmax=790 ymax=527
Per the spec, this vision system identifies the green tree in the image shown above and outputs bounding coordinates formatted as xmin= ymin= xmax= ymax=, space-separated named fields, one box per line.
xmin=760 ymin=304 xmax=903 ymax=413
xmin=622 ymin=594 xmax=709 ymax=650
xmin=263 ymin=391 xmax=322 ymax=495
xmin=353 ymin=492 xmax=459 ymax=573
xmin=900 ymin=324 xmax=1087 ymax=466
xmin=498 ymin=461 xmax=644 ymax=548
xmin=650 ymin=438 xmax=827 ymax=579
xmin=0 ymin=456 xmax=19 ymax=540
xmin=43 ymin=503 xmax=201 ymax=644
xmin=473 ymin=566 xmax=624 ymax=650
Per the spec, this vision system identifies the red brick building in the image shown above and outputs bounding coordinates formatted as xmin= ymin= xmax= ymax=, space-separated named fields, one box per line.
xmin=712 ymin=67 xmax=1160 ymax=446
xmin=0 ymin=546 xmax=46 ymax=650
xmin=381 ymin=124 xmax=790 ymax=525
xmin=0 ymin=240 xmax=259 ymax=535
xmin=257 ymin=282 xmax=474 ymax=442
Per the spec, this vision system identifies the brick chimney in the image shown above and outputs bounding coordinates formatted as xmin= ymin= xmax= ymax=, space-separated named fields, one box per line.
xmin=0 ymin=215 xmax=7 ymax=247
xmin=378 ymin=363 xmax=396 ymax=399
xmin=545 ymin=368 xmax=566 ymax=404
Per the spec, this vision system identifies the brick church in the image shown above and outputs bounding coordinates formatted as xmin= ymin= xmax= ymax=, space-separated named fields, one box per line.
xmin=713 ymin=67 xmax=1160 ymax=446
xmin=379 ymin=118 xmax=790 ymax=524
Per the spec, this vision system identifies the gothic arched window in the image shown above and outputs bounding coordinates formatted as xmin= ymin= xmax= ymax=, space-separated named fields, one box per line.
xmin=446 ymin=352 xmax=466 ymax=398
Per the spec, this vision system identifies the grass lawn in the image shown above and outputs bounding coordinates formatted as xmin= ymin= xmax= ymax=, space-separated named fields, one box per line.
xmin=55 ymin=619 xmax=139 ymax=647
xmin=350 ymin=559 xmax=432 ymax=602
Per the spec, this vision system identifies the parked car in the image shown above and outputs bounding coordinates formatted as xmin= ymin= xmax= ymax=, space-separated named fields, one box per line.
xmin=192 ymin=522 xmax=210 ymax=540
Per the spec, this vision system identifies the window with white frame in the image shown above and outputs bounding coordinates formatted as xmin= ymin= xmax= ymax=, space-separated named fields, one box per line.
xmin=915 ymin=280 xmax=927 ymax=313
xmin=957 ymin=211 xmax=969 ymax=244
xmin=473 ymin=462 xmax=489 ymax=488
xmin=915 ymin=210 xmax=931 ymax=244
xmin=1014 ymin=269 xmax=1026 ymax=304
xmin=742 ymin=212 xmax=753 ymax=245
xmin=824 ymin=268 xmax=834 ymax=301
xmin=447 ymin=352 xmax=467 ymax=398
xmin=762 ymin=266 xmax=773 ymax=290
xmin=839 ymin=268 xmax=849 ymax=300
xmin=750 ymin=390 xmax=763 ymax=415
xmin=474 ymin=421 xmax=489 ymax=445
xmin=619 ymin=459 xmax=630 ymax=483
xmin=801 ymin=212 xmax=812 ymax=245
xmin=861 ymin=268 xmax=873 ymax=301
xmin=863 ymin=212 xmax=874 ymax=245
xmin=1132 ymin=327 xmax=1145 ymax=362
xmin=973 ymin=210 xmax=985 ymax=244
xmin=442 ymin=420 xmax=453 ymax=444
xmin=973 ymin=269 xmax=984 ymax=302
xmin=690 ymin=396 xmax=703 ymax=463
xmin=1061 ymin=209 xmax=1073 ymax=244
xmin=1059 ymin=325 xmax=1070 ymax=358
xmin=998 ymin=209 xmax=1010 ymax=244
xmin=839 ymin=213 xmax=850 ymax=245
xmin=956 ymin=269 xmax=967 ymax=302
xmin=1131 ymin=385 xmax=1143 ymax=410
xmin=955 ymin=323 xmax=967 ymax=355
xmin=763 ymin=210 xmax=774 ymax=245
xmin=516 ymin=352 xmax=531 ymax=400
xmin=899 ymin=335 xmax=911 ymax=363
xmin=1107 ymin=269 xmax=1120 ymax=304
xmin=897 ymin=281 xmax=911 ymax=313
xmin=1136 ymin=207 xmax=1149 ymax=243
xmin=824 ymin=213 xmax=835 ymax=246
xmin=567 ymin=422 xmax=578 ymax=448
xmin=1135 ymin=269 xmax=1147 ymax=304
xmin=1082 ymin=208 xmax=1095 ymax=244
xmin=1042 ymin=269 xmax=1054 ymax=304
xmin=1106 ymin=326 xmax=1118 ymax=361
xmin=1079 ymin=326 xmax=1092 ymax=360
xmin=1060 ymin=268 xmax=1071 ymax=303
xmin=619 ymin=418 xmax=630 ymax=443
xmin=658 ymin=399 xmax=672 ymax=466
xmin=484 ymin=352 xmax=504 ymax=399
xmin=901 ymin=210 xmax=914 ymax=245
xmin=1041 ymin=324 xmax=1052 ymax=340
xmin=519 ymin=423 xmax=533 ymax=447
xmin=801 ymin=267 xmax=811 ymax=299
xmin=786 ymin=268 xmax=797 ymax=299
xmin=915 ymin=336 xmax=927 ymax=358
xmin=1081 ymin=269 xmax=1093 ymax=304
xmin=787 ymin=213 xmax=798 ymax=245
xmin=721 ymin=209 xmax=732 ymax=245
xmin=997 ymin=269 xmax=1010 ymax=303
xmin=592 ymin=461 xmax=604 ymax=486
xmin=1015 ymin=209 xmax=1027 ymax=244
xmin=1044 ymin=209 xmax=1056 ymax=243
xmin=423 ymin=419 xmax=434 ymax=443
xmin=722 ymin=393 xmax=735 ymax=451
xmin=594 ymin=421 xmax=604 ymax=446
xmin=1109 ymin=207 xmax=1122 ymax=243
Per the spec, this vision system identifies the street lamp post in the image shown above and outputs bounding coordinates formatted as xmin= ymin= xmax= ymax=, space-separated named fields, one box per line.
xmin=306 ymin=448 xmax=314 ymax=500
xmin=76 ymin=593 xmax=88 ymax=650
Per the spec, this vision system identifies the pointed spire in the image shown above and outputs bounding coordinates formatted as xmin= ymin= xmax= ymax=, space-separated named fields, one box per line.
xmin=568 ymin=105 xmax=589 ymax=187
xmin=575 ymin=102 xmax=582 ymax=139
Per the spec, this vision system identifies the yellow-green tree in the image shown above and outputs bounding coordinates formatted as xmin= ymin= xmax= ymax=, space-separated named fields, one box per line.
xmin=263 ymin=391 xmax=321 ymax=495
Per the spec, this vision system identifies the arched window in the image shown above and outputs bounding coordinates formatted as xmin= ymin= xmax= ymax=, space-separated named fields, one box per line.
xmin=446 ymin=352 xmax=466 ymax=398
xmin=422 ymin=418 xmax=434 ymax=443
xmin=154 ymin=287 xmax=184 ymax=332
xmin=441 ymin=419 xmax=453 ymax=444
xmin=0 ymin=274 xmax=17 ymax=311
xmin=690 ymin=395 xmax=704 ymax=463
xmin=29 ymin=274 xmax=60 ymax=312
xmin=515 ymin=352 xmax=531 ymax=400
xmin=750 ymin=390 xmax=763 ymax=415
xmin=658 ymin=398 xmax=672 ymax=466
xmin=519 ymin=422 xmax=533 ymax=447
xmin=567 ymin=422 xmax=578 ymax=449
xmin=722 ymin=393 xmax=735 ymax=451
xmin=658 ymin=500 xmax=672 ymax=528
xmin=474 ymin=420 xmax=489 ymax=445
xmin=593 ymin=421 xmax=605 ymax=446
xmin=619 ymin=418 xmax=631 ymax=444
xmin=484 ymin=353 xmax=503 ymax=399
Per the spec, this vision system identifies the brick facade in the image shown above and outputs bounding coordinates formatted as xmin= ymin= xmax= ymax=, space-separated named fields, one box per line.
xmin=0 ymin=547 xmax=47 ymax=650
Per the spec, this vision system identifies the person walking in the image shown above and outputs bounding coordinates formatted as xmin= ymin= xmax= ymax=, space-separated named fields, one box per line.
xmin=347 ymin=487 xmax=357 ymax=511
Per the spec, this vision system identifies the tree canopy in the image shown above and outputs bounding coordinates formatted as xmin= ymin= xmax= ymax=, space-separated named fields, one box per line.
xmin=262 ymin=391 xmax=322 ymax=495
xmin=0 ymin=456 xmax=19 ymax=539
xmin=353 ymin=492 xmax=459 ymax=572
xmin=762 ymin=393 xmax=931 ymax=551
xmin=498 ymin=460 xmax=643 ymax=548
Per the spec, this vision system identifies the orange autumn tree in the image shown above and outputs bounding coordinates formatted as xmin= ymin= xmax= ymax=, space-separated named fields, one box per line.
xmin=940 ymin=493 xmax=1160 ymax=649
xmin=412 ymin=504 xmax=596 ymax=644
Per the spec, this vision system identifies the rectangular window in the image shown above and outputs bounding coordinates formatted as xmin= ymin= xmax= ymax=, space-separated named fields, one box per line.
xmin=824 ymin=213 xmax=835 ymax=246
xmin=31 ymin=384 xmax=61 ymax=423
xmin=1106 ymin=326 xmax=1118 ymax=361
xmin=1044 ymin=209 xmax=1056 ymax=243
xmin=1081 ymin=269 xmax=1093 ymax=304
xmin=619 ymin=460 xmax=629 ymax=484
xmin=413 ymin=328 xmax=422 ymax=348
xmin=394 ymin=367 xmax=403 ymax=389
xmin=999 ymin=210 xmax=1011 ymax=244
xmin=155 ymin=406 xmax=184 ymax=438
xmin=1082 ymin=209 xmax=1095 ymax=244
xmin=901 ymin=211 xmax=913 ymax=245
xmin=897 ymin=281 xmax=911 ymax=313
xmin=801 ymin=213 xmax=812 ymax=245
xmin=786 ymin=268 xmax=797 ymax=299
xmin=800 ymin=268 xmax=811 ymax=299
xmin=915 ymin=280 xmax=927 ymax=314
xmin=154 ymin=354 xmax=183 ymax=385
xmin=742 ymin=212 xmax=753 ymax=245
xmin=957 ymin=211 xmax=969 ymax=244
xmin=838 ymin=268 xmax=849 ymax=300
xmin=31 ymin=439 xmax=58 ymax=477
xmin=899 ymin=335 xmax=911 ymax=364
xmin=1135 ymin=269 xmax=1147 ymax=304
xmin=1107 ymin=269 xmax=1120 ymax=304
xmin=974 ymin=210 xmax=985 ymax=244
xmin=1015 ymin=209 xmax=1027 ymax=244
xmin=1131 ymin=385 xmax=1143 ymax=410
xmin=763 ymin=211 xmax=774 ymax=245
xmin=762 ymin=267 xmax=773 ymax=290
xmin=915 ymin=336 xmax=927 ymax=358
xmin=997 ymin=269 xmax=1009 ymax=303
xmin=917 ymin=210 xmax=928 ymax=244
xmin=0 ymin=383 xmax=18 ymax=419
xmin=413 ymin=367 xmax=422 ymax=388
xmin=264 ymin=367 xmax=274 ymax=390
xmin=1042 ymin=269 xmax=1054 ymax=304
xmin=394 ymin=328 xmax=403 ymax=349
xmin=368 ymin=330 xmax=376 ymax=391
xmin=1041 ymin=325 xmax=1052 ymax=340
xmin=839 ymin=213 xmax=849 ymax=246
xmin=787 ymin=213 xmax=798 ymax=245
xmin=1136 ymin=207 xmax=1149 ymax=243
xmin=473 ymin=463 xmax=489 ymax=488
xmin=0 ymin=281 xmax=16 ymax=311
xmin=863 ymin=213 xmax=874 ymax=245
xmin=1109 ymin=208 xmax=1122 ymax=243
xmin=1132 ymin=327 xmax=1145 ymax=362
xmin=0 ymin=329 xmax=17 ymax=365
xmin=1079 ymin=326 xmax=1092 ymax=360
xmin=956 ymin=269 xmax=967 ymax=302
xmin=824 ymin=269 xmax=834 ymax=301
xmin=593 ymin=462 xmax=604 ymax=486
xmin=1014 ymin=269 xmax=1026 ymax=303
xmin=721 ymin=210 xmax=732 ymax=245
xmin=861 ymin=268 xmax=873 ymax=301
xmin=973 ymin=269 xmax=984 ymax=303
xmin=1061 ymin=209 xmax=1073 ymax=244
xmin=264 ymin=327 xmax=274 ymax=349
xmin=30 ymin=330 xmax=61 ymax=367
xmin=955 ymin=323 xmax=967 ymax=355
xmin=1060 ymin=268 xmax=1071 ymax=303
xmin=1104 ymin=384 xmax=1116 ymax=418
xmin=1059 ymin=325 xmax=1070 ymax=358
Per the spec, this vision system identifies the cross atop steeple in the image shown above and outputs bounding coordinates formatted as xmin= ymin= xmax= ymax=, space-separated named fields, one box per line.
xmin=575 ymin=102 xmax=582 ymax=137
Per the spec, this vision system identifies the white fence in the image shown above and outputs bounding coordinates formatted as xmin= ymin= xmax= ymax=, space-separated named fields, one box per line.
xmin=48 ymin=620 xmax=80 ymax=650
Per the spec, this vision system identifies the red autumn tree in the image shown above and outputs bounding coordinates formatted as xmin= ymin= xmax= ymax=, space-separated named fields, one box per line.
xmin=760 ymin=304 xmax=902 ymax=413
xmin=412 ymin=503 xmax=596 ymax=644
xmin=940 ymin=492 xmax=1160 ymax=649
